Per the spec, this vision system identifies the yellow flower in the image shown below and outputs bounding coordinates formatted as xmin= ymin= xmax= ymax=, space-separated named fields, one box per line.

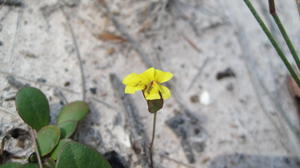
xmin=122 ymin=67 xmax=173 ymax=100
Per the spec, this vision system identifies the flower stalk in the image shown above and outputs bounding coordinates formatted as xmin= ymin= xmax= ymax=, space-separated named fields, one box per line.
xmin=149 ymin=112 xmax=157 ymax=168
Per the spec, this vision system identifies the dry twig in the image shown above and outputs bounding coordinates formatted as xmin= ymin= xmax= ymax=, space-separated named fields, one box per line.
xmin=60 ymin=5 xmax=87 ymax=101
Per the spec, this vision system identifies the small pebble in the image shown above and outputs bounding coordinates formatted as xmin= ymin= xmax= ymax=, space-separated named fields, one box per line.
xmin=64 ymin=81 xmax=70 ymax=87
xmin=36 ymin=78 xmax=47 ymax=83
xmin=89 ymin=88 xmax=97 ymax=94
xmin=190 ymin=95 xmax=199 ymax=103
xmin=200 ymin=91 xmax=211 ymax=105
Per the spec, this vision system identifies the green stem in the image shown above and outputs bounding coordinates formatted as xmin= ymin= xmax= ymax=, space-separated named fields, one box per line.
xmin=149 ymin=112 xmax=157 ymax=168
xmin=271 ymin=13 xmax=300 ymax=71
xmin=243 ymin=0 xmax=300 ymax=87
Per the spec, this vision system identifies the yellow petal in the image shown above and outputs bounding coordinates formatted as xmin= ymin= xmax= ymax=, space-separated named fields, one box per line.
xmin=143 ymin=82 xmax=161 ymax=100
xmin=122 ymin=73 xmax=143 ymax=86
xmin=155 ymin=69 xmax=173 ymax=83
xmin=159 ymin=85 xmax=171 ymax=99
xmin=125 ymin=86 xmax=142 ymax=94
xmin=140 ymin=67 xmax=155 ymax=83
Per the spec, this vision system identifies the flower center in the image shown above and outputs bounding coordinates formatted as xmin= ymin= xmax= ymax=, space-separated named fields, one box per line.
xmin=145 ymin=81 xmax=156 ymax=94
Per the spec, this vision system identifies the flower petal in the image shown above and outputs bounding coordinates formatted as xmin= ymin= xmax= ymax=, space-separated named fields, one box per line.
xmin=140 ymin=67 xmax=155 ymax=83
xmin=155 ymin=69 xmax=173 ymax=83
xmin=125 ymin=86 xmax=142 ymax=94
xmin=158 ymin=85 xmax=171 ymax=99
xmin=143 ymin=82 xmax=161 ymax=100
xmin=122 ymin=73 xmax=143 ymax=86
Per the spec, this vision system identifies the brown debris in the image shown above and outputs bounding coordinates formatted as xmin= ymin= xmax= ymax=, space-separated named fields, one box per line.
xmin=20 ymin=50 xmax=38 ymax=59
xmin=287 ymin=76 xmax=300 ymax=98
xmin=95 ymin=32 xmax=127 ymax=43
xmin=190 ymin=95 xmax=199 ymax=103
xmin=201 ymin=156 xmax=211 ymax=164
xmin=106 ymin=48 xmax=116 ymax=55
xmin=287 ymin=76 xmax=300 ymax=123
xmin=138 ymin=20 xmax=153 ymax=33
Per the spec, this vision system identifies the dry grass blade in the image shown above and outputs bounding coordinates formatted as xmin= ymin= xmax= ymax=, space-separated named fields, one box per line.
xmin=95 ymin=32 xmax=127 ymax=43
xmin=182 ymin=34 xmax=202 ymax=53
xmin=138 ymin=20 xmax=152 ymax=33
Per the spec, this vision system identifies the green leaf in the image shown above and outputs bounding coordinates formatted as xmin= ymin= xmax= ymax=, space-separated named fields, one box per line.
xmin=57 ymin=120 xmax=77 ymax=139
xmin=57 ymin=101 xmax=89 ymax=124
xmin=0 ymin=163 xmax=38 ymax=168
xmin=56 ymin=140 xmax=112 ymax=168
xmin=37 ymin=125 xmax=61 ymax=156
xmin=50 ymin=139 xmax=70 ymax=160
xmin=0 ymin=162 xmax=22 ymax=168
xmin=15 ymin=87 xmax=50 ymax=130
xmin=21 ymin=164 xmax=38 ymax=168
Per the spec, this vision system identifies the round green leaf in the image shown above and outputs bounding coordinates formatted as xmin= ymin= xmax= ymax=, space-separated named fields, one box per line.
xmin=21 ymin=164 xmax=38 ymax=168
xmin=37 ymin=125 xmax=61 ymax=156
xmin=50 ymin=139 xmax=70 ymax=160
xmin=15 ymin=87 xmax=50 ymax=130
xmin=57 ymin=101 xmax=89 ymax=124
xmin=0 ymin=162 xmax=22 ymax=168
xmin=58 ymin=120 xmax=78 ymax=139
xmin=56 ymin=140 xmax=112 ymax=168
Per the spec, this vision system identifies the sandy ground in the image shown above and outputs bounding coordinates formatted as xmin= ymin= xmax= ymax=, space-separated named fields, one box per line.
xmin=1 ymin=0 xmax=300 ymax=167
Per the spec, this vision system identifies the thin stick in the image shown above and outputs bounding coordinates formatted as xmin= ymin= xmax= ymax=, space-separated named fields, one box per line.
xmin=0 ymin=70 xmax=78 ymax=93
xmin=243 ymin=0 xmax=300 ymax=87
xmin=149 ymin=112 xmax=157 ymax=168
xmin=60 ymin=5 xmax=87 ymax=101
xmin=160 ymin=154 xmax=195 ymax=168
xmin=30 ymin=129 xmax=43 ymax=168
xmin=187 ymin=58 xmax=210 ymax=91
xmin=268 ymin=0 xmax=300 ymax=71
xmin=8 ymin=7 xmax=23 ymax=73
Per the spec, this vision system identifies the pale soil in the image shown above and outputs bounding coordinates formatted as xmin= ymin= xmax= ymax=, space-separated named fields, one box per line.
xmin=0 ymin=0 xmax=300 ymax=167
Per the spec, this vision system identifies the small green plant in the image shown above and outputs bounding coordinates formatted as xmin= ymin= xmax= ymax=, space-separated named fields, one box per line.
xmin=122 ymin=67 xmax=173 ymax=168
xmin=0 ymin=87 xmax=112 ymax=168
